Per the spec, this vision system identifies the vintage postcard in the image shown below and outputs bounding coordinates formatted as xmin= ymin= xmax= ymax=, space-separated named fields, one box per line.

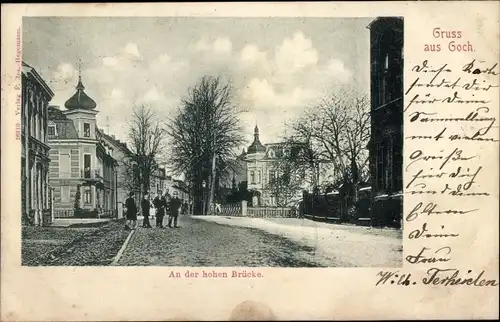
xmin=1 ymin=2 xmax=499 ymax=321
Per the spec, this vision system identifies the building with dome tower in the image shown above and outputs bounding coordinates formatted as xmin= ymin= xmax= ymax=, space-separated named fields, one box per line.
xmin=243 ymin=125 xmax=306 ymax=207
xmin=47 ymin=69 xmax=118 ymax=216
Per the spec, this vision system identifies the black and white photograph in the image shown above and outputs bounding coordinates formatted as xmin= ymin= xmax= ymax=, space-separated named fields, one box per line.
xmin=20 ymin=16 xmax=403 ymax=267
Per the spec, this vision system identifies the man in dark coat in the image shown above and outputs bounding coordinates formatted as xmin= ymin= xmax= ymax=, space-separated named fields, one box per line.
xmin=168 ymin=191 xmax=182 ymax=228
xmin=153 ymin=190 xmax=166 ymax=228
xmin=141 ymin=193 xmax=152 ymax=228
xmin=125 ymin=191 xmax=138 ymax=230
xmin=164 ymin=191 xmax=171 ymax=219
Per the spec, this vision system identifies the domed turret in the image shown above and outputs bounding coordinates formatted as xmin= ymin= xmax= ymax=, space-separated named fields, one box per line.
xmin=64 ymin=73 xmax=97 ymax=110
xmin=247 ymin=125 xmax=266 ymax=154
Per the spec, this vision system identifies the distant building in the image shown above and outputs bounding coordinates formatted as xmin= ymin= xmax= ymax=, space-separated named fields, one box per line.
xmin=47 ymin=73 xmax=117 ymax=215
xmin=150 ymin=166 xmax=167 ymax=197
xmin=21 ymin=62 xmax=54 ymax=226
xmin=99 ymin=131 xmax=136 ymax=216
xmin=171 ymin=179 xmax=189 ymax=202
xmin=367 ymin=17 xmax=404 ymax=227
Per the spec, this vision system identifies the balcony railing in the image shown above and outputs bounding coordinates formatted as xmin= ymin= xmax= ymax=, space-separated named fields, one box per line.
xmin=81 ymin=168 xmax=102 ymax=180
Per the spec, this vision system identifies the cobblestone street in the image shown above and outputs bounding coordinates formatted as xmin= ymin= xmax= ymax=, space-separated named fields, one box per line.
xmin=22 ymin=220 xmax=130 ymax=266
xmin=117 ymin=216 xmax=324 ymax=267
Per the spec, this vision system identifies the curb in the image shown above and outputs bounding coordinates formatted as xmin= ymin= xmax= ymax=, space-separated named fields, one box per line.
xmin=111 ymin=229 xmax=136 ymax=266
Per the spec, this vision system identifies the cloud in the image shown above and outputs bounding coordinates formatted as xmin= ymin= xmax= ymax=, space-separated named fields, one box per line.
xmin=194 ymin=37 xmax=232 ymax=56
xmin=111 ymin=88 xmax=123 ymax=99
xmin=212 ymin=37 xmax=232 ymax=55
xmin=157 ymin=53 xmax=171 ymax=65
xmin=142 ymin=86 xmax=165 ymax=103
xmin=53 ymin=63 xmax=76 ymax=81
xmin=102 ymin=56 xmax=120 ymax=68
xmin=275 ymin=31 xmax=318 ymax=72
xmin=194 ymin=38 xmax=210 ymax=52
xmin=102 ymin=42 xmax=142 ymax=70
xmin=240 ymin=44 xmax=269 ymax=71
xmin=325 ymin=58 xmax=352 ymax=83
xmin=242 ymin=77 xmax=317 ymax=111
xmin=48 ymin=30 xmax=354 ymax=147
xmin=123 ymin=42 xmax=141 ymax=59
xmin=149 ymin=53 xmax=189 ymax=75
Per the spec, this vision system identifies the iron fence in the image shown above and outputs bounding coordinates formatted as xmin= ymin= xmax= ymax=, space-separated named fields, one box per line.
xmin=99 ymin=209 xmax=117 ymax=218
xmin=219 ymin=204 xmax=242 ymax=216
xmin=53 ymin=209 xmax=75 ymax=218
xmin=54 ymin=209 xmax=118 ymax=219
xmin=247 ymin=207 xmax=296 ymax=218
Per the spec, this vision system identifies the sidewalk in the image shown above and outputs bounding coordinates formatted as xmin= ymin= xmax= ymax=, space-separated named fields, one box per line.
xmin=192 ymin=216 xmax=402 ymax=267
xmin=261 ymin=217 xmax=402 ymax=238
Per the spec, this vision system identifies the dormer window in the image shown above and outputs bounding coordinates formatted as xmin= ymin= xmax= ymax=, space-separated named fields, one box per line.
xmin=48 ymin=125 xmax=56 ymax=136
xmin=268 ymin=149 xmax=275 ymax=158
xmin=84 ymin=123 xmax=90 ymax=137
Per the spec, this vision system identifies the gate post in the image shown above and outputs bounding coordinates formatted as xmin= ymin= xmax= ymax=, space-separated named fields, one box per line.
xmin=241 ymin=200 xmax=247 ymax=217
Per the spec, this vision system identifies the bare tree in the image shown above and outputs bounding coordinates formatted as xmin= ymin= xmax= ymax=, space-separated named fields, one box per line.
xmin=286 ymin=90 xmax=370 ymax=190
xmin=167 ymin=76 xmax=244 ymax=215
xmin=265 ymin=160 xmax=303 ymax=207
xmin=123 ymin=105 xmax=166 ymax=200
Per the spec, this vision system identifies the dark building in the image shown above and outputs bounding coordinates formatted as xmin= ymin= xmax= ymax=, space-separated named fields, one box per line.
xmin=367 ymin=17 xmax=404 ymax=228
xmin=21 ymin=62 xmax=54 ymax=226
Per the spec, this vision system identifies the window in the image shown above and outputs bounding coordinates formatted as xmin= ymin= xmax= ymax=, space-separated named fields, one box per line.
xmin=379 ymin=52 xmax=390 ymax=105
xmin=250 ymin=171 xmax=255 ymax=184
xmin=84 ymin=188 xmax=91 ymax=204
xmin=83 ymin=154 xmax=91 ymax=178
xmin=376 ymin=136 xmax=395 ymax=193
xmin=59 ymin=154 xmax=70 ymax=178
xmin=48 ymin=125 xmax=56 ymax=136
xmin=84 ymin=123 xmax=90 ymax=137
xmin=256 ymin=171 xmax=261 ymax=184
xmin=61 ymin=186 xmax=70 ymax=202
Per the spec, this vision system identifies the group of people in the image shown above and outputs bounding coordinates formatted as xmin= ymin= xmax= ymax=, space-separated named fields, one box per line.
xmin=124 ymin=189 xmax=186 ymax=230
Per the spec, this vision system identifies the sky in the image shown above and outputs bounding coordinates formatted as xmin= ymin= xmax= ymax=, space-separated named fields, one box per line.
xmin=23 ymin=17 xmax=372 ymax=151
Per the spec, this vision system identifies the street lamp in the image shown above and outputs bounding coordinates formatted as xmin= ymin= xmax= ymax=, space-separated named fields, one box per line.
xmin=202 ymin=180 xmax=206 ymax=216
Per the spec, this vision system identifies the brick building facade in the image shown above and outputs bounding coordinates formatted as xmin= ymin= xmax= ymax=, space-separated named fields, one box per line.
xmin=367 ymin=17 xmax=404 ymax=227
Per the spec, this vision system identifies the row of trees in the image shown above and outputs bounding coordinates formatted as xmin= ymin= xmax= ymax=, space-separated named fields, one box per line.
xmin=166 ymin=76 xmax=244 ymax=215
xmin=265 ymin=90 xmax=371 ymax=208
xmin=120 ymin=74 xmax=370 ymax=217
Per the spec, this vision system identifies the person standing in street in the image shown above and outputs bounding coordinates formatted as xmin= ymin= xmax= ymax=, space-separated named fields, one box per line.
xmin=125 ymin=191 xmax=138 ymax=230
xmin=153 ymin=190 xmax=165 ymax=228
xmin=168 ymin=191 xmax=182 ymax=228
xmin=181 ymin=200 xmax=188 ymax=216
xmin=141 ymin=193 xmax=152 ymax=228
xmin=164 ymin=189 xmax=171 ymax=224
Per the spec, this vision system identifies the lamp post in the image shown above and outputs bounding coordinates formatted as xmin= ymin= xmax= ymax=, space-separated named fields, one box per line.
xmin=202 ymin=180 xmax=206 ymax=216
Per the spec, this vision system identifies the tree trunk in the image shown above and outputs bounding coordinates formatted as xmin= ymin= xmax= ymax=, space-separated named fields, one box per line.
xmin=207 ymin=152 xmax=217 ymax=215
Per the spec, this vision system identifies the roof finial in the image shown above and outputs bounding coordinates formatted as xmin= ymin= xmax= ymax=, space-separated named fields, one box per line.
xmin=76 ymin=58 xmax=85 ymax=90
